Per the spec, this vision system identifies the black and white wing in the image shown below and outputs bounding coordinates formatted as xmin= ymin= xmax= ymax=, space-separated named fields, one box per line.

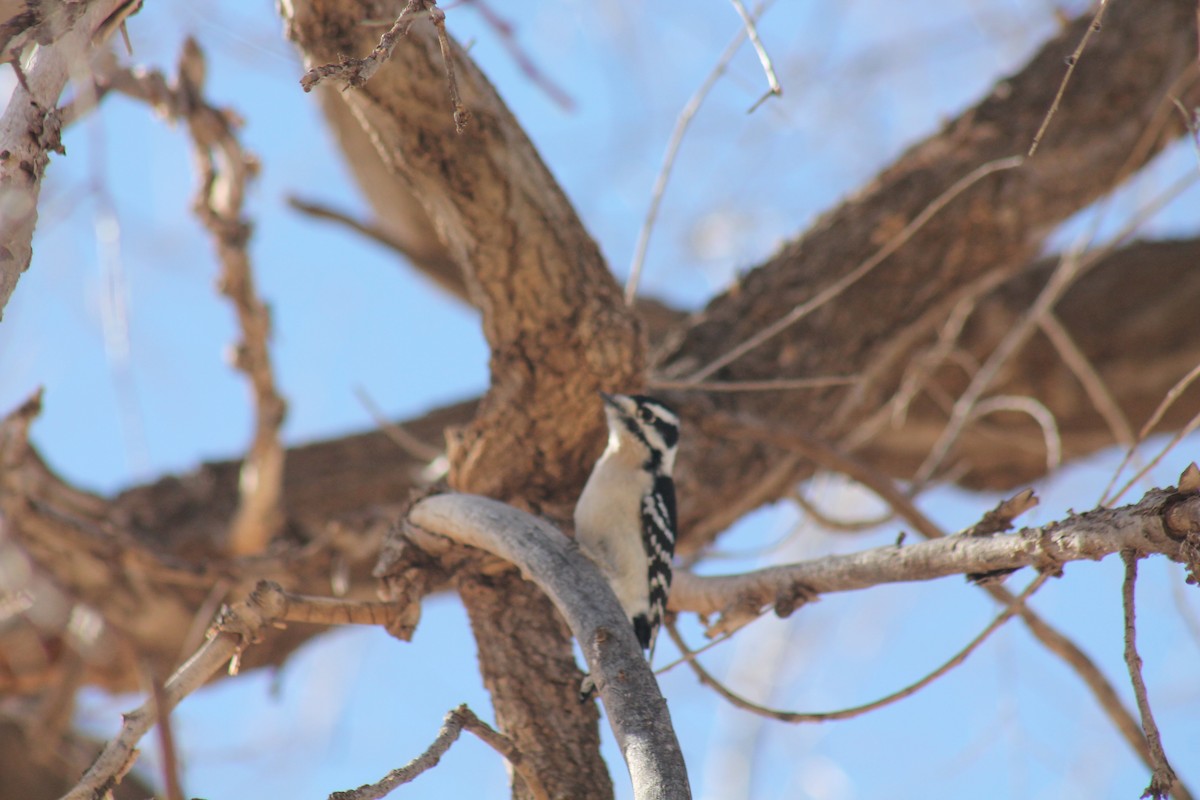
xmin=640 ymin=474 xmax=677 ymax=660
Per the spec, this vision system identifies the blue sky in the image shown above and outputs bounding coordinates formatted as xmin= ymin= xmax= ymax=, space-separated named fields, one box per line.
xmin=4 ymin=0 xmax=1200 ymax=797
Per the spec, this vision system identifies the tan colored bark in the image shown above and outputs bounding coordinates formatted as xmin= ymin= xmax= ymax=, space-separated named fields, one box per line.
xmin=279 ymin=2 xmax=646 ymax=795
xmin=459 ymin=572 xmax=615 ymax=800
xmin=2 ymin=0 xmax=1200 ymax=796
xmin=2 ymin=0 xmax=1196 ymax=708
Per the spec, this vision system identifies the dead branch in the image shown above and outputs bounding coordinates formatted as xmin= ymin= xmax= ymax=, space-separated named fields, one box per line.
xmin=86 ymin=41 xmax=289 ymax=556
xmin=405 ymin=493 xmax=691 ymax=800
xmin=1121 ymin=551 xmax=1181 ymax=800
xmin=299 ymin=0 xmax=427 ymax=91
xmin=297 ymin=0 xmax=468 ymax=130
xmin=330 ymin=704 xmax=549 ymax=800
xmin=1027 ymin=0 xmax=1111 ymax=156
xmin=727 ymin=0 xmax=781 ymax=111
xmin=671 ymin=487 xmax=1200 ymax=630
xmin=728 ymin=407 xmax=1194 ymax=798
xmin=0 ymin=0 xmax=138 ymax=320
xmin=175 ymin=39 xmax=288 ymax=555
xmin=62 ymin=581 xmax=288 ymax=800
xmin=0 ymin=391 xmax=419 ymax=693
xmin=626 ymin=0 xmax=778 ymax=305
xmin=63 ymin=579 xmax=420 ymax=799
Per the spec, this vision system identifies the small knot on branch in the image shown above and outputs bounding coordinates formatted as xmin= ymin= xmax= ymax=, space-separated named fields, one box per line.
xmin=773 ymin=581 xmax=816 ymax=618
xmin=966 ymin=488 xmax=1039 ymax=536
xmin=1161 ymin=466 xmax=1200 ymax=543
xmin=706 ymin=594 xmax=764 ymax=638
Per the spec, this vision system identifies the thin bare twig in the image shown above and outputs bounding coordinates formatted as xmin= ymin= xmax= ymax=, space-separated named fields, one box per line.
xmin=1108 ymin=406 xmax=1200 ymax=509
xmin=300 ymin=0 xmax=425 ymax=91
xmin=428 ymin=4 xmax=470 ymax=132
xmin=669 ymin=573 xmax=1045 ymax=723
xmin=1121 ymin=551 xmax=1179 ymax=799
xmin=1172 ymin=96 xmax=1200 ymax=171
xmin=625 ymin=0 xmax=776 ymax=305
xmin=458 ymin=0 xmax=574 ymax=111
xmin=286 ymin=195 xmax=469 ymax=303
xmin=1101 ymin=361 xmax=1200 ymax=506
xmin=299 ymin=0 xmax=469 ymax=132
xmin=700 ymin=413 xmax=1192 ymax=798
xmin=654 ymin=631 xmax=734 ymax=676
xmin=146 ymin=665 xmax=186 ymax=800
xmin=330 ymin=704 xmax=549 ymax=800
xmin=967 ymin=395 xmax=1062 ymax=475
xmin=1029 ymin=1 xmax=1111 ymax=156
xmin=791 ymin=488 xmax=892 ymax=533
xmin=178 ymin=578 xmax=232 ymax=663
xmin=727 ymin=0 xmax=782 ymax=112
xmin=287 ymin=195 xmax=416 ymax=255
xmin=916 ymin=169 xmax=1198 ymax=487
xmin=354 ymin=385 xmax=445 ymax=462
xmin=913 ymin=245 xmax=1085 ymax=485
xmin=1039 ymin=311 xmax=1136 ymax=448
xmin=685 ymin=155 xmax=1025 ymax=383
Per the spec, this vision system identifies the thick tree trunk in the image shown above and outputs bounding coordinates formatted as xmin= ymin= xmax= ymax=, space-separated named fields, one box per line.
xmin=459 ymin=572 xmax=615 ymax=800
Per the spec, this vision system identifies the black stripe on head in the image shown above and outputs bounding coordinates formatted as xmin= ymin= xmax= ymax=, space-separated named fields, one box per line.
xmin=627 ymin=395 xmax=680 ymax=449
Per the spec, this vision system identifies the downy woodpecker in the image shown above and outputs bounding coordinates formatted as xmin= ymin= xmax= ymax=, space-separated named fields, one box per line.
xmin=574 ymin=392 xmax=679 ymax=688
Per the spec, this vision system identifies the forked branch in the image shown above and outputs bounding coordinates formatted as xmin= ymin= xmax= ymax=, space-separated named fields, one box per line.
xmin=330 ymin=704 xmax=548 ymax=800
xmin=63 ymin=581 xmax=415 ymax=800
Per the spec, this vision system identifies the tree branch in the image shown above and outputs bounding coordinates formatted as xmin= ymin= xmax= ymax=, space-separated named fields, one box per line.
xmin=405 ymin=494 xmax=691 ymax=800
xmin=656 ymin=0 xmax=1200 ymax=539
xmin=0 ymin=0 xmax=138 ymax=320
xmin=330 ymin=704 xmax=549 ymax=800
xmin=1121 ymin=551 xmax=1181 ymax=799
xmin=671 ymin=485 xmax=1200 ymax=634
xmin=171 ymin=39 xmax=288 ymax=555
xmin=63 ymin=581 xmax=288 ymax=800
xmin=282 ymin=0 xmax=642 ymax=507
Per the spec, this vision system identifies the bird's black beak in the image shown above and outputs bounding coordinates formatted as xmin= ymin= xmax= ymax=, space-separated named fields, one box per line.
xmin=599 ymin=392 xmax=618 ymax=408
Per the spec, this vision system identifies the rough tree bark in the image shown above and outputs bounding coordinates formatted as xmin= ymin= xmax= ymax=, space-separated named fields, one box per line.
xmin=1 ymin=0 xmax=1199 ymax=797
xmin=280 ymin=1 xmax=647 ymax=794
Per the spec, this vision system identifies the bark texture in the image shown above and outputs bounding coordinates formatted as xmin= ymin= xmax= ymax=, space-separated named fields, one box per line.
xmin=2 ymin=0 xmax=1200 ymax=797
xmin=280 ymin=1 xmax=646 ymax=794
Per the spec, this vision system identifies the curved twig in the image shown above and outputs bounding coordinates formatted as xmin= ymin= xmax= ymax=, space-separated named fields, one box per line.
xmin=668 ymin=573 xmax=1045 ymax=722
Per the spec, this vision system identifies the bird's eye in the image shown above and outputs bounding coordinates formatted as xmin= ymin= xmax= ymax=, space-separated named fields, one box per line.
xmin=638 ymin=408 xmax=653 ymax=423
